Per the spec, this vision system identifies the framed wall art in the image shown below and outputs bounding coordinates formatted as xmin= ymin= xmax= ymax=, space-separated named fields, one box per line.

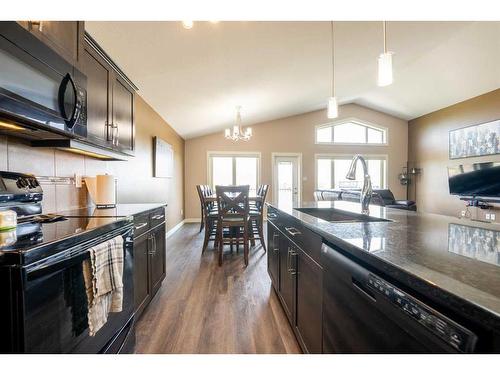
xmin=449 ymin=119 xmax=500 ymax=159
xmin=153 ymin=136 xmax=174 ymax=178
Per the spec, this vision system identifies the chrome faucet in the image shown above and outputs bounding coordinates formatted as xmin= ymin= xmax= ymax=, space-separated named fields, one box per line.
xmin=345 ymin=154 xmax=373 ymax=215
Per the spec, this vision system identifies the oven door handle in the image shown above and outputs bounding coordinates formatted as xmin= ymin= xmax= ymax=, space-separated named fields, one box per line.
xmin=25 ymin=226 xmax=132 ymax=280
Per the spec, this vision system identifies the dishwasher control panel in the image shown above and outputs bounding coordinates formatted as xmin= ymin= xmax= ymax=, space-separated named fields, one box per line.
xmin=367 ymin=274 xmax=477 ymax=352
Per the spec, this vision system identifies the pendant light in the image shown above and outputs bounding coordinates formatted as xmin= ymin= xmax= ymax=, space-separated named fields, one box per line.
xmin=378 ymin=21 xmax=393 ymax=87
xmin=327 ymin=21 xmax=339 ymax=119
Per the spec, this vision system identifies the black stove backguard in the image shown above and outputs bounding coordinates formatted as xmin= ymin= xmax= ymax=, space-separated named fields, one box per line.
xmin=0 ymin=171 xmax=43 ymax=217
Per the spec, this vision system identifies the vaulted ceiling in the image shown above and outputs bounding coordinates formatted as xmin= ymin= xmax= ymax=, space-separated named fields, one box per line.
xmin=86 ymin=21 xmax=500 ymax=139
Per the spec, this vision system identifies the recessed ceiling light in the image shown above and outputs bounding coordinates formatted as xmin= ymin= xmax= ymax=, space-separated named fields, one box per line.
xmin=182 ymin=21 xmax=194 ymax=29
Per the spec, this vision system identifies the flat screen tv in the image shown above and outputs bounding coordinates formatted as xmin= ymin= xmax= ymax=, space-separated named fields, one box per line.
xmin=448 ymin=162 xmax=500 ymax=198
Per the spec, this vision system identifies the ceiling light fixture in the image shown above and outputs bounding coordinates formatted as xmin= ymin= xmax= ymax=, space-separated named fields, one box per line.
xmin=378 ymin=21 xmax=394 ymax=87
xmin=182 ymin=21 xmax=194 ymax=29
xmin=327 ymin=21 xmax=339 ymax=119
xmin=225 ymin=106 xmax=252 ymax=141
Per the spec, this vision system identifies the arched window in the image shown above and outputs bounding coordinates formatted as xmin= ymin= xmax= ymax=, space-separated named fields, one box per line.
xmin=316 ymin=118 xmax=387 ymax=145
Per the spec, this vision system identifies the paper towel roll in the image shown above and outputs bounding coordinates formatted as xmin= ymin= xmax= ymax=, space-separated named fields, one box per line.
xmin=95 ymin=174 xmax=116 ymax=207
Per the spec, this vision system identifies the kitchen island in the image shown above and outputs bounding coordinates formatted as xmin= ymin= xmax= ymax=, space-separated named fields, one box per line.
xmin=266 ymin=200 xmax=500 ymax=353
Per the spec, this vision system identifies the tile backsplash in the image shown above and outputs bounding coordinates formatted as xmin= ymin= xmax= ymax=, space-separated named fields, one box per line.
xmin=0 ymin=135 xmax=108 ymax=213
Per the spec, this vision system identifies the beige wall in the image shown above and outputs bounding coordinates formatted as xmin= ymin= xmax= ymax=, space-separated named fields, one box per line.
xmin=408 ymin=89 xmax=500 ymax=222
xmin=184 ymin=103 xmax=408 ymax=219
xmin=0 ymin=95 xmax=185 ymax=231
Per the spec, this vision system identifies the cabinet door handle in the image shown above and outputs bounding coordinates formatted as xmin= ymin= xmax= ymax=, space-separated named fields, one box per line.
xmin=149 ymin=235 xmax=156 ymax=255
xmin=273 ymin=233 xmax=279 ymax=252
xmin=106 ymin=122 xmax=115 ymax=142
xmin=285 ymin=227 xmax=301 ymax=237
xmin=288 ymin=249 xmax=297 ymax=274
xmin=135 ymin=222 xmax=148 ymax=230
xmin=30 ymin=21 xmax=43 ymax=31
xmin=113 ymin=122 xmax=119 ymax=146
xmin=152 ymin=214 xmax=164 ymax=220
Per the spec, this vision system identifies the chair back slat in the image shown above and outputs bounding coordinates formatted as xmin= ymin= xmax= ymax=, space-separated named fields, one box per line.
xmin=216 ymin=185 xmax=250 ymax=221
xmin=254 ymin=184 xmax=269 ymax=211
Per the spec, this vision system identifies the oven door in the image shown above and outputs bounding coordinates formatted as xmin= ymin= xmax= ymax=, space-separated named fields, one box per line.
xmin=0 ymin=22 xmax=87 ymax=138
xmin=20 ymin=225 xmax=133 ymax=353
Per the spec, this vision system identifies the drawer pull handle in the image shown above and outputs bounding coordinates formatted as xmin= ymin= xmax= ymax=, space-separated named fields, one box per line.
xmin=152 ymin=214 xmax=164 ymax=220
xmin=267 ymin=213 xmax=277 ymax=219
xmin=285 ymin=227 xmax=301 ymax=236
xmin=135 ymin=222 xmax=148 ymax=230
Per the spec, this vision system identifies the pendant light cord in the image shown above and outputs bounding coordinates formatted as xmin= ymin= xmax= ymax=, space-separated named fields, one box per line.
xmin=331 ymin=21 xmax=335 ymax=97
xmin=383 ymin=21 xmax=387 ymax=53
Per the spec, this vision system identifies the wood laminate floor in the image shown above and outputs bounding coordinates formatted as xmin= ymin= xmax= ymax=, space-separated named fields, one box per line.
xmin=135 ymin=223 xmax=301 ymax=354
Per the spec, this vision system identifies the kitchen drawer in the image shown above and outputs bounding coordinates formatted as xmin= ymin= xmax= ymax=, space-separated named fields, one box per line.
xmin=133 ymin=213 xmax=150 ymax=237
xmin=149 ymin=207 xmax=166 ymax=228
xmin=282 ymin=222 xmax=322 ymax=264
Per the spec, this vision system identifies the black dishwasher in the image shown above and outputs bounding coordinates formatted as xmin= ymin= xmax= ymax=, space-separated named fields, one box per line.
xmin=321 ymin=243 xmax=478 ymax=353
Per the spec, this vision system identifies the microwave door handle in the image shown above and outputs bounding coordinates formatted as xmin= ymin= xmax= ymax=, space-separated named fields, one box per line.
xmin=58 ymin=73 xmax=80 ymax=128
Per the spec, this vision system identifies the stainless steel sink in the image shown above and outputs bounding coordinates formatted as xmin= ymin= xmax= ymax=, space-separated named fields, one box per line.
xmin=294 ymin=207 xmax=392 ymax=223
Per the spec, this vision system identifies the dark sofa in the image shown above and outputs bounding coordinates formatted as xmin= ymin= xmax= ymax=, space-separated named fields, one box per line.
xmin=314 ymin=189 xmax=417 ymax=211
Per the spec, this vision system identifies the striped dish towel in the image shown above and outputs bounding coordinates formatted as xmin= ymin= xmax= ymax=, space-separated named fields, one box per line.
xmin=83 ymin=235 xmax=124 ymax=336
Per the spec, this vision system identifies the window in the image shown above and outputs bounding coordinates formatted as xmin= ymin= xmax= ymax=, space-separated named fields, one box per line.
xmin=208 ymin=153 xmax=260 ymax=194
xmin=316 ymin=155 xmax=387 ymax=190
xmin=316 ymin=118 xmax=387 ymax=145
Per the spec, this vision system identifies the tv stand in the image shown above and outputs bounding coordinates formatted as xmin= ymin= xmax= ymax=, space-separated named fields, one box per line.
xmin=459 ymin=197 xmax=497 ymax=210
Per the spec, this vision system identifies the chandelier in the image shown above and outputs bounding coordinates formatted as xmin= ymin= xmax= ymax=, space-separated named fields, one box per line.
xmin=225 ymin=106 xmax=252 ymax=141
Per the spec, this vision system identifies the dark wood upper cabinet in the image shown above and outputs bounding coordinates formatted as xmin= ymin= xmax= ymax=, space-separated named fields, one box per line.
xmin=82 ymin=43 xmax=111 ymax=148
xmin=112 ymin=76 xmax=135 ymax=152
xmin=18 ymin=21 xmax=83 ymax=66
xmin=82 ymin=33 xmax=136 ymax=155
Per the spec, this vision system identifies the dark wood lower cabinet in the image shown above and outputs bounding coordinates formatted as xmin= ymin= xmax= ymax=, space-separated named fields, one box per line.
xmin=279 ymin=235 xmax=296 ymax=324
xmin=150 ymin=223 xmax=166 ymax=297
xmin=295 ymin=248 xmax=323 ymax=353
xmin=267 ymin=222 xmax=280 ymax=287
xmin=267 ymin=220 xmax=323 ymax=353
xmin=133 ymin=208 xmax=166 ymax=319
xmin=133 ymin=230 xmax=151 ymax=318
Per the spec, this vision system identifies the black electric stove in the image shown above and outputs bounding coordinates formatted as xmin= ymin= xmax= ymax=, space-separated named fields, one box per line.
xmin=0 ymin=171 xmax=135 ymax=354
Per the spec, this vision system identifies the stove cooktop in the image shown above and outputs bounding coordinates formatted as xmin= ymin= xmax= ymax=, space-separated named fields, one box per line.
xmin=0 ymin=215 xmax=131 ymax=265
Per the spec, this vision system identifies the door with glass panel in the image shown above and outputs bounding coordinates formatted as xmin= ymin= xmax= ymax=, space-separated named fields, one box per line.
xmin=273 ymin=155 xmax=300 ymax=207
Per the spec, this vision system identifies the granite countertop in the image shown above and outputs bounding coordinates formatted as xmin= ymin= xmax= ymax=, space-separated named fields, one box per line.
xmin=267 ymin=200 xmax=500 ymax=330
xmin=56 ymin=203 xmax=167 ymax=218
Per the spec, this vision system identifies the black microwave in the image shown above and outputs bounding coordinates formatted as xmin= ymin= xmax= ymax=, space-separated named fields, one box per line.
xmin=0 ymin=22 xmax=87 ymax=139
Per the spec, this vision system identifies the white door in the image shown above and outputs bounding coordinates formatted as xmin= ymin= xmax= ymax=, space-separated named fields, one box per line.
xmin=273 ymin=155 xmax=300 ymax=207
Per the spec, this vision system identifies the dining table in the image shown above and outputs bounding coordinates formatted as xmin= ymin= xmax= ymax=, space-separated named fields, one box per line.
xmin=203 ymin=194 xmax=263 ymax=203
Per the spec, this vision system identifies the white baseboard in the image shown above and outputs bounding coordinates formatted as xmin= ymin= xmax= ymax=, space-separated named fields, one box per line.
xmin=167 ymin=220 xmax=186 ymax=238
xmin=184 ymin=218 xmax=201 ymax=223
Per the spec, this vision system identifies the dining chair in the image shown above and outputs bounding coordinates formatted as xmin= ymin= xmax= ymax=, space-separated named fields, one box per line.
xmin=249 ymin=184 xmax=269 ymax=252
xmin=215 ymin=185 xmax=251 ymax=266
xmin=196 ymin=185 xmax=206 ymax=233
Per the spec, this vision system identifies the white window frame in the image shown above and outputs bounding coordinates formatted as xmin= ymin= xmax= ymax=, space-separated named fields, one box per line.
xmin=207 ymin=151 xmax=261 ymax=190
xmin=315 ymin=117 xmax=389 ymax=146
xmin=314 ymin=153 xmax=388 ymax=190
